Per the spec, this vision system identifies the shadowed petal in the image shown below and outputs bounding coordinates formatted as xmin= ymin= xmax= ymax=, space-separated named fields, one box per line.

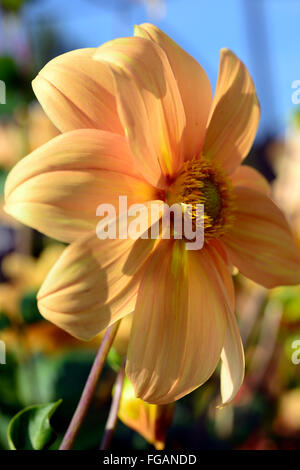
xmin=32 ymin=48 xmax=123 ymax=135
xmin=203 ymin=49 xmax=260 ymax=174
xmin=135 ymin=23 xmax=212 ymax=160
xmin=37 ymin=202 xmax=165 ymax=340
xmin=222 ymin=187 xmax=300 ymax=288
xmin=126 ymin=240 xmax=227 ymax=404
xmin=207 ymin=241 xmax=235 ymax=308
xmin=5 ymin=129 xmax=156 ymax=243
xmin=94 ymin=36 xmax=186 ymax=188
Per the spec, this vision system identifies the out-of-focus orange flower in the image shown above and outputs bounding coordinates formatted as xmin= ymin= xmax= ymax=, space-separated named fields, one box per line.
xmin=2 ymin=243 xmax=65 ymax=292
xmin=0 ymin=103 xmax=58 ymax=230
xmin=0 ymin=283 xmax=20 ymax=323
xmin=27 ymin=102 xmax=59 ymax=153
xmin=0 ymin=122 xmax=23 ymax=169
xmin=0 ymin=104 xmax=58 ymax=171
xmin=274 ymin=389 xmax=300 ymax=435
xmin=0 ymin=244 xmax=65 ymax=326
xmin=1 ymin=311 xmax=132 ymax=357
xmin=118 ymin=377 xmax=174 ymax=449
xmin=4 ymin=24 xmax=300 ymax=404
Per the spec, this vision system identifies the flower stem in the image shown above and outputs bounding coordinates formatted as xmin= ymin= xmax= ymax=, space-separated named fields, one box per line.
xmin=59 ymin=321 xmax=121 ymax=450
xmin=100 ymin=359 xmax=126 ymax=450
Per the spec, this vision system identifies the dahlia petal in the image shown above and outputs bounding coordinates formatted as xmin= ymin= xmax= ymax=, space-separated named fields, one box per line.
xmin=230 ymin=165 xmax=270 ymax=195
xmin=94 ymin=36 xmax=186 ymax=188
xmin=222 ymin=187 xmax=300 ymax=288
xmin=205 ymin=243 xmax=244 ymax=405
xmin=207 ymin=241 xmax=235 ymax=309
xmin=4 ymin=129 xmax=155 ymax=243
xmin=37 ymin=202 xmax=164 ymax=340
xmin=32 ymin=48 xmax=123 ymax=134
xmin=135 ymin=23 xmax=212 ymax=159
xmin=220 ymin=306 xmax=245 ymax=405
xmin=203 ymin=49 xmax=260 ymax=174
xmin=126 ymin=241 xmax=227 ymax=404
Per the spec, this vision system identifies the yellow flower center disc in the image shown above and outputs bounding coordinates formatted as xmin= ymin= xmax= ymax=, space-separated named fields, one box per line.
xmin=167 ymin=156 xmax=235 ymax=240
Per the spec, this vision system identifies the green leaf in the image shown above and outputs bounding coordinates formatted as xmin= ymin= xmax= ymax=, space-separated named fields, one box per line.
xmin=0 ymin=170 xmax=9 ymax=199
xmin=1 ymin=0 xmax=27 ymax=13
xmin=0 ymin=411 xmax=13 ymax=450
xmin=107 ymin=347 xmax=123 ymax=372
xmin=7 ymin=399 xmax=62 ymax=450
xmin=0 ymin=312 xmax=11 ymax=330
xmin=0 ymin=351 xmax=21 ymax=408
xmin=20 ymin=290 xmax=43 ymax=324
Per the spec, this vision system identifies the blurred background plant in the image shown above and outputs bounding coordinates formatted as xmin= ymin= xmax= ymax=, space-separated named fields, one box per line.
xmin=0 ymin=0 xmax=300 ymax=450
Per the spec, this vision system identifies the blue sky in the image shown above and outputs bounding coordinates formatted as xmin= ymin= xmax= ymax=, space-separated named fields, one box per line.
xmin=24 ymin=0 xmax=300 ymax=140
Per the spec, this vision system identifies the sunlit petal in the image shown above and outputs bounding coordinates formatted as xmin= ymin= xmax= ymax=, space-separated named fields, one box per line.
xmin=203 ymin=49 xmax=260 ymax=174
xmin=32 ymin=48 xmax=123 ymax=134
xmin=230 ymin=165 xmax=270 ymax=195
xmin=5 ymin=129 xmax=155 ymax=243
xmin=220 ymin=308 xmax=245 ymax=406
xmin=135 ymin=23 xmax=212 ymax=159
xmin=94 ymin=36 xmax=186 ymax=188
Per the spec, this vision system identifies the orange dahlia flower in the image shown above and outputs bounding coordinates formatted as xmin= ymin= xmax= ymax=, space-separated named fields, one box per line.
xmin=4 ymin=24 xmax=300 ymax=405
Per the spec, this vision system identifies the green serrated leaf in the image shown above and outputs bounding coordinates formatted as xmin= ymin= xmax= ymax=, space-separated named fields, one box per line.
xmin=7 ymin=399 xmax=62 ymax=450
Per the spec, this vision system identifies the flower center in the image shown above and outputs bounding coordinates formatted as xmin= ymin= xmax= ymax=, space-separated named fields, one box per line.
xmin=166 ymin=156 xmax=235 ymax=240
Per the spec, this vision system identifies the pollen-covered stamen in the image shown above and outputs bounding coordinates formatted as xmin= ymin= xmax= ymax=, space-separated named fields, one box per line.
xmin=167 ymin=156 xmax=235 ymax=240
